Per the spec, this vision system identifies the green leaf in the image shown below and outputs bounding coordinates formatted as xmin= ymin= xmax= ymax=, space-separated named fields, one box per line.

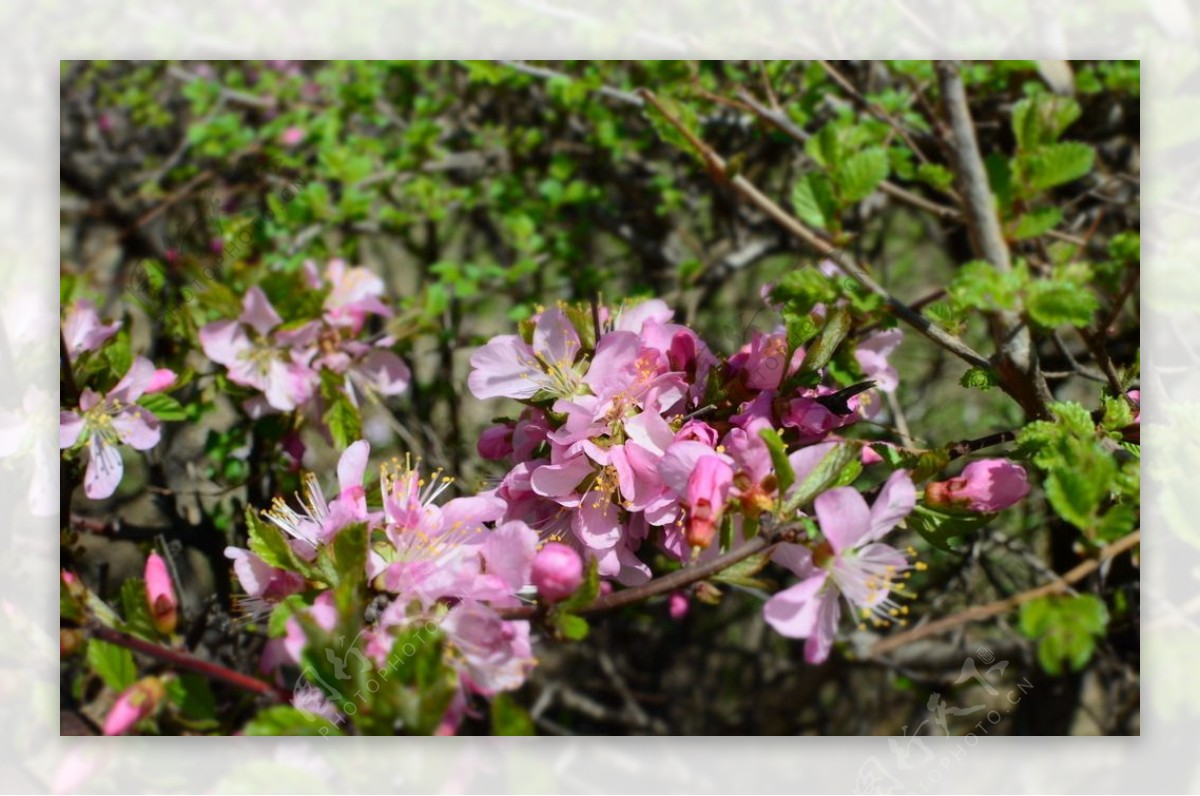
xmin=313 ymin=522 xmax=368 ymax=589
xmin=796 ymin=307 xmax=852 ymax=378
xmin=758 ymin=427 xmax=796 ymax=498
xmin=836 ymin=147 xmax=889 ymax=202
xmin=784 ymin=442 xmax=859 ymax=514
xmin=242 ymin=705 xmax=343 ymax=736
xmin=948 ymin=260 xmax=1023 ymax=312
xmin=87 ymin=639 xmax=137 ymax=691
xmin=791 ymin=172 xmax=838 ymax=230
xmin=1011 ymin=206 xmax=1063 ymax=240
xmin=1020 ymin=141 xmax=1094 ymax=193
xmin=490 ymin=693 xmax=535 ymax=736
xmin=907 ymin=504 xmax=994 ymax=553
xmin=710 ymin=552 xmax=771 ymax=589
xmin=118 ymin=578 xmax=157 ymax=638
xmin=166 ymin=673 xmax=217 ymax=723
xmin=136 ymin=392 xmax=187 ymax=421
xmin=556 ymin=613 xmax=590 ymax=641
xmin=1012 ymin=94 xmax=1081 ymax=151
xmin=1019 ymin=594 xmax=1108 ymax=676
xmin=320 ymin=371 xmax=362 ymax=450
xmin=246 ymin=507 xmax=311 ymax=577
xmin=915 ymin=163 xmax=954 ymax=191
xmin=1026 ymin=278 xmax=1099 ymax=328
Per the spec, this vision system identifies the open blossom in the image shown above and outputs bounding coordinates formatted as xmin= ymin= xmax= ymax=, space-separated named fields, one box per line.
xmin=60 ymin=357 xmax=164 ymax=499
xmin=468 ymin=306 xmax=585 ymax=400
xmin=62 ymin=299 xmax=121 ymax=361
xmin=302 ymin=258 xmax=392 ymax=334
xmin=925 ymin=458 xmax=1030 ymax=513
xmin=763 ymin=470 xmax=917 ymax=663
xmin=144 ymin=552 xmax=178 ymax=635
xmin=199 ymin=286 xmax=318 ymax=413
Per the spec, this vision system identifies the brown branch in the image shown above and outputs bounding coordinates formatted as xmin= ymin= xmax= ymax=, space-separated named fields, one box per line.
xmin=637 ymin=87 xmax=993 ymax=373
xmin=90 ymin=624 xmax=291 ymax=702
xmin=869 ymin=530 xmax=1140 ymax=658
xmin=935 ymin=60 xmax=1053 ymax=420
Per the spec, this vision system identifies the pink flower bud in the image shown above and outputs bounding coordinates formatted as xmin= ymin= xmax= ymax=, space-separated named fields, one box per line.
xmin=280 ymin=126 xmax=305 ymax=147
xmin=925 ymin=458 xmax=1030 ymax=513
xmin=144 ymin=552 xmax=178 ymax=635
xmin=668 ymin=591 xmax=689 ymax=621
xmin=144 ymin=368 xmax=177 ymax=394
xmin=531 ymin=543 xmax=583 ymax=603
xmin=103 ymin=678 xmax=165 ymax=736
xmin=685 ymin=456 xmax=733 ymax=549
xmin=477 ymin=424 xmax=514 ymax=461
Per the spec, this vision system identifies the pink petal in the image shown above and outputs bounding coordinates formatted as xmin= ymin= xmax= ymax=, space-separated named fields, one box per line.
xmin=240 ymin=286 xmax=283 ymax=336
xmin=659 ymin=440 xmax=724 ymax=496
xmin=467 ymin=335 xmax=544 ymax=400
xmin=771 ymin=543 xmax=819 ymax=578
xmin=624 ymin=409 xmax=674 ymax=456
xmin=198 ymin=320 xmax=249 ymax=367
xmin=60 ymin=411 xmax=84 ymax=449
xmin=762 ymin=573 xmax=828 ymax=638
xmin=113 ymin=407 xmax=161 ymax=450
xmin=482 ymin=521 xmax=538 ymax=591
xmin=573 ymin=498 xmax=622 ymax=550
xmin=530 ymin=456 xmax=594 ymax=499
xmin=866 ymin=469 xmax=916 ymax=543
xmin=532 ymin=307 xmax=581 ymax=367
xmin=814 ymin=486 xmax=872 ymax=554
xmin=336 ymin=440 xmax=370 ymax=495
xmin=583 ymin=331 xmax=639 ymax=398
xmin=224 ymin=547 xmax=273 ymax=598
xmin=614 ymin=299 xmax=673 ymax=333
xmin=84 ymin=438 xmax=123 ymax=499
xmin=110 ymin=357 xmax=157 ymax=403
xmin=356 ymin=349 xmax=411 ymax=396
xmin=144 ymin=368 xmax=178 ymax=394
xmin=804 ymin=590 xmax=841 ymax=664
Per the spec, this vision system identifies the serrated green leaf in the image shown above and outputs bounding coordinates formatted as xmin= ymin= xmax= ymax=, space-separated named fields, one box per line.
xmin=1026 ymin=279 xmax=1099 ymax=328
xmin=246 ymin=507 xmax=311 ymax=577
xmin=915 ymin=162 xmax=954 ymax=191
xmin=1021 ymin=141 xmax=1094 ymax=193
xmin=791 ymin=172 xmax=838 ymax=230
xmin=836 ymin=147 xmax=889 ymax=202
xmin=87 ymin=639 xmax=137 ymax=691
xmin=242 ymin=705 xmax=343 ymax=736
xmin=907 ymin=504 xmax=994 ymax=553
xmin=960 ymin=366 xmax=999 ymax=391
xmin=1011 ymin=206 xmax=1063 ymax=240
xmin=783 ymin=442 xmax=859 ymax=514
xmin=758 ymin=427 xmax=796 ymax=498
xmin=136 ymin=393 xmax=187 ymax=421
xmin=118 ymin=578 xmax=158 ymax=638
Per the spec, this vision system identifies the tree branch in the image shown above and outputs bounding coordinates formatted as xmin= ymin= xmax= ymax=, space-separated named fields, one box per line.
xmin=869 ymin=530 xmax=1139 ymax=658
xmin=636 ymin=87 xmax=993 ymax=372
xmin=935 ymin=60 xmax=1053 ymax=420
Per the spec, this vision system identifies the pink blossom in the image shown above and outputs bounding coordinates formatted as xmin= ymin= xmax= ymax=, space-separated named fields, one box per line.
xmin=102 ymin=678 xmax=165 ymax=736
xmin=60 ymin=357 xmax=164 ymax=499
xmin=763 ymin=470 xmax=916 ymax=663
xmin=478 ymin=424 xmax=514 ymax=460
xmin=144 ymin=552 xmax=177 ymax=634
xmin=855 ymin=329 xmax=903 ymax=393
xmin=924 ymin=458 xmax=1030 ymax=513
xmin=531 ymin=542 xmax=583 ymax=602
xmin=440 ymin=601 xmax=535 ymax=694
xmin=684 ymin=456 xmax=734 ymax=549
xmin=668 ymin=591 xmax=689 ymax=620
xmin=199 ymin=286 xmax=318 ymax=412
xmin=62 ymin=299 xmax=121 ymax=361
xmin=468 ymin=307 xmax=584 ymax=400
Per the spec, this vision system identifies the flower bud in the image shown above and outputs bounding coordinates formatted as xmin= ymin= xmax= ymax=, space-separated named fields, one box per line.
xmin=925 ymin=458 xmax=1030 ymax=513
xmin=531 ymin=543 xmax=584 ymax=603
xmin=145 ymin=368 xmax=178 ymax=394
xmin=477 ymin=424 xmax=514 ymax=461
xmin=103 ymin=677 xmax=165 ymax=736
xmin=685 ymin=456 xmax=733 ymax=549
xmin=144 ymin=552 xmax=178 ymax=635
xmin=668 ymin=591 xmax=689 ymax=621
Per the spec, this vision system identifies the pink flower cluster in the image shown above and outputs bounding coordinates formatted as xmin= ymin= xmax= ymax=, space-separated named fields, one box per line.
xmin=224 ymin=441 xmax=552 ymax=728
xmin=466 ymin=299 xmax=901 ymax=585
xmin=199 ymin=259 xmax=410 ymax=425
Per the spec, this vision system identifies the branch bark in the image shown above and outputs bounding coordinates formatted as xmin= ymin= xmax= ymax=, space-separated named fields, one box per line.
xmin=869 ymin=530 xmax=1139 ymax=658
xmin=935 ymin=60 xmax=1054 ymax=420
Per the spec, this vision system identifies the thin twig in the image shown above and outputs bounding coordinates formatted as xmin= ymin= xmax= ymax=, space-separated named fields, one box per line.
xmin=636 ymin=87 xmax=993 ymax=373
xmin=90 ymin=624 xmax=291 ymax=702
xmin=870 ymin=530 xmax=1140 ymax=658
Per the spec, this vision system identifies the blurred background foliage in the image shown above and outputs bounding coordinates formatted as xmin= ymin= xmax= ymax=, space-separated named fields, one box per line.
xmin=60 ymin=60 xmax=1139 ymax=735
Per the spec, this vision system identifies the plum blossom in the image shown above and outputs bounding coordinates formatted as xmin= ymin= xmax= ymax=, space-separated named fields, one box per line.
xmin=144 ymin=552 xmax=178 ymax=634
xmin=199 ymin=286 xmax=318 ymax=412
xmin=763 ymin=470 xmax=917 ymax=663
xmin=60 ymin=357 xmax=165 ymax=499
xmin=468 ymin=306 xmax=586 ymax=400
